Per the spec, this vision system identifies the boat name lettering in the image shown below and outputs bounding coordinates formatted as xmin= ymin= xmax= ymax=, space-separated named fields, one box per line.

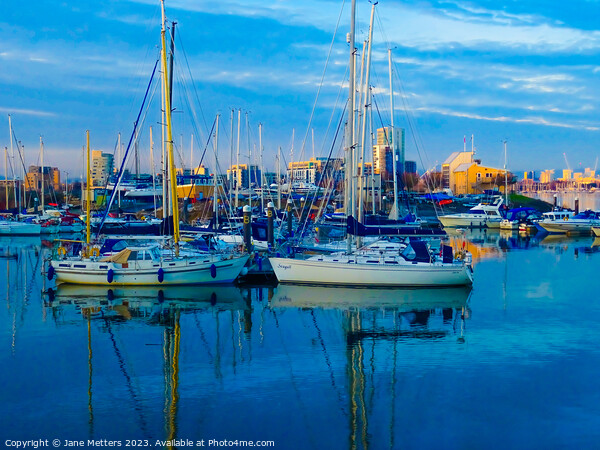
xmin=278 ymin=264 xmax=292 ymax=270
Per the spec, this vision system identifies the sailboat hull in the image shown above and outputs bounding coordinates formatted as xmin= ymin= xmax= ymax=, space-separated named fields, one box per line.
xmin=0 ymin=222 xmax=41 ymax=235
xmin=51 ymin=255 xmax=249 ymax=286
xmin=269 ymin=257 xmax=473 ymax=287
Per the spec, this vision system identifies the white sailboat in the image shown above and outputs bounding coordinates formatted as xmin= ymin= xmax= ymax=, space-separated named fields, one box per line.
xmin=270 ymin=239 xmax=473 ymax=287
xmin=269 ymin=1 xmax=473 ymax=288
xmin=48 ymin=1 xmax=248 ymax=286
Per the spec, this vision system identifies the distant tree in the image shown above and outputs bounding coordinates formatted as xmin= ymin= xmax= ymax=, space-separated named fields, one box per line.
xmin=402 ymin=173 xmax=419 ymax=191
xmin=421 ymin=171 xmax=444 ymax=191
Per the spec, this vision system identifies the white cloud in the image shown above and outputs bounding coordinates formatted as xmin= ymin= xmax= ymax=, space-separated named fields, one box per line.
xmin=125 ymin=0 xmax=600 ymax=54
xmin=0 ymin=107 xmax=56 ymax=117
xmin=414 ymin=106 xmax=600 ymax=131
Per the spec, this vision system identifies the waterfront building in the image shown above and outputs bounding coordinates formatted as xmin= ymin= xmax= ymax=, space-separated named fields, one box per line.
xmin=441 ymin=150 xmax=473 ymax=191
xmin=176 ymin=166 xmax=209 ymax=176
xmin=286 ymin=157 xmax=344 ymax=186
xmin=227 ymin=164 xmax=261 ymax=188
xmin=452 ymin=162 xmax=509 ymax=195
xmin=91 ymin=150 xmax=114 ymax=187
xmin=540 ymin=170 xmax=554 ymax=184
xmin=26 ymin=165 xmax=61 ymax=191
xmin=562 ymin=169 xmax=572 ymax=180
xmin=175 ymin=174 xmax=215 ymax=200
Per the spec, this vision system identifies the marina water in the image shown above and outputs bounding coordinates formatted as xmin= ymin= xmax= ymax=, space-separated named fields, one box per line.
xmin=2 ymin=230 xmax=600 ymax=449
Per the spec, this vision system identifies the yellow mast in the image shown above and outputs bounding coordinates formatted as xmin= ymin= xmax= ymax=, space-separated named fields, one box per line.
xmin=160 ymin=0 xmax=180 ymax=254
xmin=86 ymin=130 xmax=91 ymax=246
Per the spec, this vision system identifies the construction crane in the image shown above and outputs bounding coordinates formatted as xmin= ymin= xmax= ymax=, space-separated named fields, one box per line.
xmin=563 ymin=152 xmax=571 ymax=172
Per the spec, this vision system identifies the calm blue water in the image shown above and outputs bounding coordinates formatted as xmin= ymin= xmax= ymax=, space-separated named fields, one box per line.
xmin=531 ymin=190 xmax=600 ymax=211
xmin=2 ymin=232 xmax=600 ymax=449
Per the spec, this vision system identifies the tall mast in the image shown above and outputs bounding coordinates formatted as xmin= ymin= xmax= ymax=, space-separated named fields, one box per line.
xmin=40 ymin=136 xmax=44 ymax=214
xmin=150 ymin=126 xmax=157 ymax=215
xmin=346 ymin=0 xmax=356 ymax=253
xmin=259 ymin=123 xmax=264 ymax=211
xmin=246 ymin=111 xmax=251 ymax=204
xmin=20 ymin=142 xmax=25 ymax=213
xmin=229 ymin=109 xmax=234 ymax=208
xmin=358 ymin=2 xmax=376 ymax=233
xmin=290 ymin=128 xmax=295 ymax=187
xmin=504 ymin=140 xmax=508 ymax=205
xmin=161 ymin=0 xmax=180 ymax=252
xmin=86 ymin=131 xmax=91 ymax=246
xmin=117 ymin=132 xmax=121 ymax=209
xmin=80 ymin=146 xmax=84 ymax=214
xmin=168 ymin=21 xmax=176 ymax=107
xmin=4 ymin=147 xmax=8 ymax=209
xmin=190 ymin=133 xmax=194 ymax=174
xmin=277 ymin=146 xmax=281 ymax=210
xmin=389 ymin=48 xmax=399 ymax=220
xmin=160 ymin=52 xmax=168 ymax=220
xmin=235 ymin=108 xmax=241 ymax=210
xmin=8 ymin=115 xmax=14 ymax=210
xmin=369 ymin=87 xmax=375 ymax=214
xmin=214 ymin=114 xmax=220 ymax=229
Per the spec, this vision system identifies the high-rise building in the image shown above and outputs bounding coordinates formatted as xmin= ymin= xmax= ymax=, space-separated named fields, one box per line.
xmin=404 ymin=160 xmax=417 ymax=174
xmin=91 ymin=150 xmax=114 ymax=187
xmin=372 ymin=127 xmax=404 ymax=181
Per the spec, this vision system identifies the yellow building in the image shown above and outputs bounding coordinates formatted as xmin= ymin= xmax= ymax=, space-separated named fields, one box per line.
xmin=176 ymin=184 xmax=214 ymax=200
xmin=540 ymin=170 xmax=554 ymax=183
xmin=91 ymin=150 xmax=114 ymax=187
xmin=26 ymin=165 xmax=61 ymax=191
xmin=452 ymin=163 xmax=508 ymax=195
xmin=441 ymin=151 xmax=473 ymax=192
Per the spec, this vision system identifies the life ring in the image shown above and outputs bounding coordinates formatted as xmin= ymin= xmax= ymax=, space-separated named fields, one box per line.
xmin=564 ymin=216 xmax=568 ymax=221
xmin=91 ymin=247 xmax=100 ymax=258
xmin=57 ymin=246 xmax=67 ymax=257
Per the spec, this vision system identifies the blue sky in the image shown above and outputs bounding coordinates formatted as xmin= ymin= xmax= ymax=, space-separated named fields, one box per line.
xmin=1 ymin=0 xmax=600 ymax=177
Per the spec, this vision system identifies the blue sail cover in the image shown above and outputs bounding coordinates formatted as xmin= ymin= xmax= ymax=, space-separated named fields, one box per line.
xmin=346 ymin=216 xmax=446 ymax=237
xmin=505 ymin=207 xmax=537 ymax=221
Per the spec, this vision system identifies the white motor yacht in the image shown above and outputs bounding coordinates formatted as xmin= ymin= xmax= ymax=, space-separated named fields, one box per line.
xmin=439 ymin=196 xmax=505 ymax=229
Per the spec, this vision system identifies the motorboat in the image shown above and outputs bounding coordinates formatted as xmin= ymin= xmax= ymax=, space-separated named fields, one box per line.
xmin=438 ymin=196 xmax=506 ymax=228
xmin=499 ymin=207 xmax=539 ymax=230
xmin=537 ymin=209 xmax=600 ymax=234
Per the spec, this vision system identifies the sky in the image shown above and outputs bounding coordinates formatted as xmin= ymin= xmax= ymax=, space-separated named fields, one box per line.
xmin=2 ymin=0 xmax=600 ymax=178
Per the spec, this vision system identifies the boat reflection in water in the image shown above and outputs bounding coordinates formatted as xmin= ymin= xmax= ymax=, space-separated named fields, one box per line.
xmin=268 ymin=283 xmax=472 ymax=449
xmin=270 ymin=283 xmax=471 ymax=313
xmin=44 ymin=284 xmax=250 ymax=445
xmin=40 ymin=282 xmax=471 ymax=448
xmin=47 ymin=284 xmax=248 ymax=315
